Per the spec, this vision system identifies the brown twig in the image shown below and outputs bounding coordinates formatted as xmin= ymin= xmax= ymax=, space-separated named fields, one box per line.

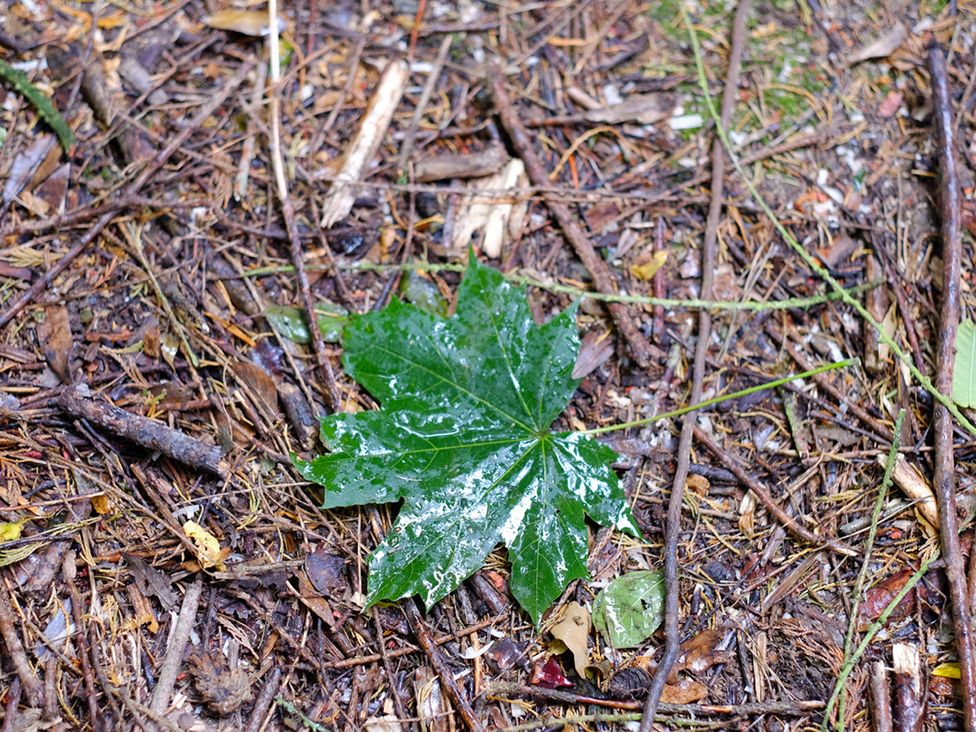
xmin=56 ymin=385 xmax=228 ymax=477
xmin=693 ymin=426 xmax=855 ymax=555
xmin=0 ymin=678 xmax=21 ymax=732
xmin=149 ymin=580 xmax=203 ymax=716
xmin=491 ymin=71 xmax=654 ymax=366
xmin=928 ymin=39 xmax=976 ymax=731
xmin=639 ymin=2 xmax=751 ymax=728
xmin=870 ymin=660 xmax=893 ymax=732
xmin=266 ymin=8 xmax=341 ymax=413
xmin=0 ymin=60 xmax=254 ymax=330
xmin=487 ymin=682 xmax=824 ymax=716
xmin=0 ymin=581 xmax=43 ymax=707
xmin=63 ymin=551 xmax=99 ymax=731
xmin=243 ymin=669 xmax=282 ymax=732
xmin=403 ymin=599 xmax=483 ymax=732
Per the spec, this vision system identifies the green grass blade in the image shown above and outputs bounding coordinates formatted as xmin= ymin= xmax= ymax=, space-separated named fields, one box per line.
xmin=0 ymin=58 xmax=74 ymax=152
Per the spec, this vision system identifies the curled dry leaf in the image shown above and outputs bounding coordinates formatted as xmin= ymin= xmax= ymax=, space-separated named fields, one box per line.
xmin=628 ymin=250 xmax=668 ymax=281
xmin=549 ymin=601 xmax=590 ymax=678
xmin=203 ymin=9 xmax=285 ymax=37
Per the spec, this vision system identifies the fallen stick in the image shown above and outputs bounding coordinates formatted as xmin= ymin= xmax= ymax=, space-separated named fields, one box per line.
xmin=928 ymin=39 xmax=976 ymax=732
xmin=639 ymin=3 xmax=749 ymax=728
xmin=149 ymin=580 xmax=202 ymax=716
xmin=57 ymin=384 xmax=229 ymax=478
xmin=491 ymin=72 xmax=654 ymax=366
xmin=0 ymin=60 xmax=253 ymax=330
xmin=0 ymin=584 xmax=42 ymax=707
xmin=320 ymin=60 xmax=408 ymax=227
xmin=404 ymin=599 xmax=483 ymax=732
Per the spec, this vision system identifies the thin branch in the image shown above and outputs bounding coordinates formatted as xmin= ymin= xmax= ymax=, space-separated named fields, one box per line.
xmin=639 ymin=2 xmax=751 ymax=727
xmin=267 ymin=0 xmax=341 ymax=412
xmin=927 ymin=39 xmax=976 ymax=731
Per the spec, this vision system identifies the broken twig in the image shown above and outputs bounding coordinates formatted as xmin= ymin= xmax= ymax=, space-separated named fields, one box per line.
xmin=57 ymin=384 xmax=228 ymax=477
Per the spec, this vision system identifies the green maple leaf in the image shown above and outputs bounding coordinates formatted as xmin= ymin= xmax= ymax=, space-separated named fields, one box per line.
xmin=295 ymin=256 xmax=639 ymax=624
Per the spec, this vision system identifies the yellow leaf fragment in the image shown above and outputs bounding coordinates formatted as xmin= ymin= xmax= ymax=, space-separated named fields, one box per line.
xmin=0 ymin=519 xmax=27 ymax=543
xmin=629 ymin=250 xmax=668 ymax=281
xmin=183 ymin=520 xmax=224 ymax=569
xmin=933 ymin=662 xmax=961 ymax=679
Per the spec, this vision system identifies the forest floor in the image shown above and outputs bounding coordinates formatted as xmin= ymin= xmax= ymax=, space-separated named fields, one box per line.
xmin=0 ymin=0 xmax=974 ymax=730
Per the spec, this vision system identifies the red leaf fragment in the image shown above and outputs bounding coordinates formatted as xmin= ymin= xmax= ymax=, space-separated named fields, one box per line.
xmin=530 ymin=657 xmax=573 ymax=688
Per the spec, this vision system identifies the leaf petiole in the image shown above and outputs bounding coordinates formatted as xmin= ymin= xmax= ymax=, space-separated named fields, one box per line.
xmin=579 ymin=358 xmax=856 ymax=436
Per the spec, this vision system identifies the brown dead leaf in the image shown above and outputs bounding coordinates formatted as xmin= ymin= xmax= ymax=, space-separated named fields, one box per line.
xmin=233 ymin=360 xmax=280 ymax=418
xmin=572 ymin=330 xmax=613 ymax=380
xmin=549 ymin=601 xmax=590 ymax=678
xmin=660 ymin=677 xmax=708 ymax=704
xmin=676 ymin=629 xmax=728 ymax=674
xmin=846 ymin=25 xmax=907 ymax=65
xmin=36 ymin=305 xmax=73 ymax=383
xmin=203 ymin=9 xmax=281 ymax=36
xmin=304 ymin=548 xmax=346 ymax=595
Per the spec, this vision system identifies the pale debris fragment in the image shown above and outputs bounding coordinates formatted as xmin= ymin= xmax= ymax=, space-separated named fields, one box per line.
xmin=451 ymin=158 xmax=528 ymax=258
xmin=880 ymin=454 xmax=938 ymax=530
xmin=320 ymin=60 xmax=408 ymax=227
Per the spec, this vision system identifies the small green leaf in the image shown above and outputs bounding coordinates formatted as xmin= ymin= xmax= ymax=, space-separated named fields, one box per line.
xmin=398 ymin=271 xmax=448 ymax=316
xmin=0 ymin=59 xmax=74 ymax=152
xmin=266 ymin=301 xmax=349 ymax=344
xmin=592 ymin=570 xmax=665 ymax=648
xmin=953 ymin=318 xmax=976 ymax=408
xmin=296 ymin=255 xmax=639 ymax=624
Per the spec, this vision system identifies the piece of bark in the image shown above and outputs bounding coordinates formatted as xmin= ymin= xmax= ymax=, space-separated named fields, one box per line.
xmin=892 ymin=642 xmax=924 ymax=732
xmin=414 ymin=144 xmax=509 ymax=183
xmin=863 ymin=254 xmax=888 ymax=374
xmin=870 ymin=660 xmax=893 ymax=732
xmin=149 ymin=581 xmax=203 ymax=716
xmin=450 ymin=158 xmax=528 ymax=257
xmin=881 ymin=454 xmax=938 ymax=530
xmin=320 ymin=60 xmax=408 ymax=227
xmin=36 ymin=304 xmax=73 ymax=383
xmin=57 ymin=384 xmax=229 ymax=477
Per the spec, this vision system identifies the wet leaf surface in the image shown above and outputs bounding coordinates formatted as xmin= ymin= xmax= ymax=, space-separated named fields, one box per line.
xmin=297 ymin=257 xmax=638 ymax=623
xmin=592 ymin=570 xmax=665 ymax=648
xmin=266 ymin=300 xmax=349 ymax=344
